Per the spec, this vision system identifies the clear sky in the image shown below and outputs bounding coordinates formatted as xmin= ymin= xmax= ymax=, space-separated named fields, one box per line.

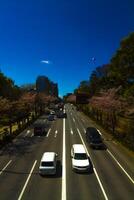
xmin=0 ymin=0 xmax=134 ymax=96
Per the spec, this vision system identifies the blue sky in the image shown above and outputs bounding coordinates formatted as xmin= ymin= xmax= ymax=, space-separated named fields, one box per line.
xmin=0 ymin=0 xmax=134 ymax=96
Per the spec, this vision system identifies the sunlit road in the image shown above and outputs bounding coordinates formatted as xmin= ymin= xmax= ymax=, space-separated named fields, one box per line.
xmin=0 ymin=104 xmax=134 ymax=200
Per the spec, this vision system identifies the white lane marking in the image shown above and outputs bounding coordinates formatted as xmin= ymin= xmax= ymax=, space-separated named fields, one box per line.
xmin=24 ymin=130 xmax=30 ymax=137
xmin=70 ymin=129 xmax=73 ymax=135
xmin=97 ymin=129 xmax=102 ymax=136
xmin=54 ymin=130 xmax=58 ymax=138
xmin=73 ymin=118 xmax=75 ymax=123
xmin=31 ymin=133 xmax=33 ymax=137
xmin=62 ymin=118 xmax=66 ymax=200
xmin=107 ymin=150 xmax=134 ymax=185
xmin=46 ymin=128 xmax=51 ymax=137
xmin=0 ymin=160 xmax=12 ymax=175
xmin=77 ymin=128 xmax=108 ymax=200
xmin=18 ymin=160 xmax=37 ymax=200
xmin=84 ymin=128 xmax=86 ymax=133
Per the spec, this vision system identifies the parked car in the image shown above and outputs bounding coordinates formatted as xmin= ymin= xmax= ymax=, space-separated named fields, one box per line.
xmin=71 ymin=144 xmax=90 ymax=172
xmin=39 ymin=152 xmax=58 ymax=175
xmin=86 ymin=127 xmax=103 ymax=149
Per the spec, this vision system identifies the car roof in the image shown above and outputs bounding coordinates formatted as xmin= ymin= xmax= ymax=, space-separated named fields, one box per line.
xmin=72 ymin=144 xmax=86 ymax=153
xmin=86 ymin=127 xmax=99 ymax=134
xmin=86 ymin=127 xmax=101 ymax=138
xmin=41 ymin=152 xmax=55 ymax=162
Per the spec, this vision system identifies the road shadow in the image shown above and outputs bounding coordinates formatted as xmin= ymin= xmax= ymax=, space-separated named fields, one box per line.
xmin=0 ymin=136 xmax=45 ymax=157
xmin=1 ymin=169 xmax=38 ymax=175
xmin=91 ymin=143 xmax=107 ymax=151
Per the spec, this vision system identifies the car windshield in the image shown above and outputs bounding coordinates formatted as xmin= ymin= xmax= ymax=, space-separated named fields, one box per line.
xmin=41 ymin=162 xmax=54 ymax=166
xmin=74 ymin=153 xmax=87 ymax=160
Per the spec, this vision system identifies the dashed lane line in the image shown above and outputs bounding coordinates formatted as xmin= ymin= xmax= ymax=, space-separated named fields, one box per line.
xmin=73 ymin=118 xmax=75 ymax=123
xmin=0 ymin=160 xmax=12 ymax=175
xmin=70 ymin=129 xmax=73 ymax=135
xmin=54 ymin=130 xmax=58 ymax=138
xmin=46 ymin=128 xmax=51 ymax=137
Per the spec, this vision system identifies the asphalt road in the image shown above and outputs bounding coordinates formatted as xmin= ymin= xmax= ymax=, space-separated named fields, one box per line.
xmin=0 ymin=103 xmax=134 ymax=200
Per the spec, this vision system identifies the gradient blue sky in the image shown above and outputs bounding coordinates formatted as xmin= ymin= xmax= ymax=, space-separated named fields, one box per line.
xmin=0 ymin=0 xmax=134 ymax=96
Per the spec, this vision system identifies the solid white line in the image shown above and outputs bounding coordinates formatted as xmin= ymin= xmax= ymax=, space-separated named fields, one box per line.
xmin=70 ymin=129 xmax=73 ymax=135
xmin=31 ymin=133 xmax=33 ymax=137
xmin=54 ymin=130 xmax=58 ymax=138
xmin=107 ymin=150 xmax=134 ymax=184
xmin=77 ymin=128 xmax=109 ymax=200
xmin=46 ymin=128 xmax=51 ymax=137
xmin=61 ymin=118 xmax=66 ymax=200
xmin=94 ymin=168 xmax=109 ymax=200
xmin=73 ymin=118 xmax=75 ymax=123
xmin=0 ymin=160 xmax=12 ymax=175
xmin=18 ymin=160 xmax=37 ymax=200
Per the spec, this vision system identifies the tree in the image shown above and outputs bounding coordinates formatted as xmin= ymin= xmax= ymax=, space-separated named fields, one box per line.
xmin=109 ymin=32 xmax=134 ymax=88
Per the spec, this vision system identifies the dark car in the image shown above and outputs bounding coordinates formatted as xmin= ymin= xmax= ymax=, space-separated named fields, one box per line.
xmin=33 ymin=121 xmax=46 ymax=136
xmin=48 ymin=114 xmax=55 ymax=121
xmin=86 ymin=127 xmax=103 ymax=149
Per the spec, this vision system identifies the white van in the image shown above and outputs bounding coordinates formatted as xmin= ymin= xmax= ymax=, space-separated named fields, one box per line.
xmin=39 ymin=152 xmax=58 ymax=175
xmin=71 ymin=144 xmax=90 ymax=172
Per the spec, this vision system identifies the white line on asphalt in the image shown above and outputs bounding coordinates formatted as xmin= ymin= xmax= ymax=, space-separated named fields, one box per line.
xmin=97 ymin=129 xmax=102 ymax=135
xmin=70 ymin=129 xmax=73 ymax=135
xmin=84 ymin=128 xmax=86 ymax=133
xmin=107 ymin=150 xmax=134 ymax=184
xmin=18 ymin=160 xmax=37 ymax=200
xmin=46 ymin=128 xmax=51 ymax=137
xmin=24 ymin=130 xmax=31 ymax=137
xmin=54 ymin=130 xmax=58 ymax=138
xmin=0 ymin=160 xmax=12 ymax=175
xmin=31 ymin=133 xmax=33 ymax=137
xmin=73 ymin=118 xmax=75 ymax=123
xmin=62 ymin=118 xmax=66 ymax=200
xmin=77 ymin=128 xmax=109 ymax=200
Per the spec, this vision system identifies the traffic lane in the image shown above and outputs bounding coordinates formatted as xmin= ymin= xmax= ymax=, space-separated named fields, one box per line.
xmin=0 ymin=152 xmax=38 ymax=200
xmin=75 ymin=109 xmax=134 ymax=180
xmin=65 ymin=113 xmax=105 ymax=200
xmin=20 ymin=118 xmax=63 ymax=200
xmin=0 ymin=118 xmax=59 ymax=200
xmin=89 ymin=149 xmax=134 ymax=200
xmin=73 ymin=115 xmax=134 ymax=200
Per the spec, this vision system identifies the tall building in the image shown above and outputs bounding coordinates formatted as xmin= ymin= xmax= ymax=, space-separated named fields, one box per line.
xmin=50 ymin=82 xmax=58 ymax=97
xmin=36 ymin=76 xmax=58 ymax=97
xmin=36 ymin=76 xmax=50 ymax=94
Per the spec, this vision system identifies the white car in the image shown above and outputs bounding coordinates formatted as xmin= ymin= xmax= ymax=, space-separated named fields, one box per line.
xmin=71 ymin=144 xmax=90 ymax=172
xmin=39 ymin=152 xmax=58 ymax=175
